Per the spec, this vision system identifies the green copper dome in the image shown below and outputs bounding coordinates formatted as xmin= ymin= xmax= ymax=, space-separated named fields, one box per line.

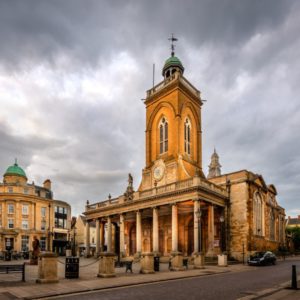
xmin=162 ymin=55 xmax=184 ymax=76
xmin=4 ymin=162 xmax=27 ymax=179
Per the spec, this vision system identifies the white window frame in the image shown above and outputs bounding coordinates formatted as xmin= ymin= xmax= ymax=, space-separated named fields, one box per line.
xmin=8 ymin=219 xmax=14 ymax=229
xmin=22 ymin=220 xmax=29 ymax=229
xmin=184 ymin=118 xmax=192 ymax=155
xmin=8 ymin=204 xmax=14 ymax=214
xmin=41 ymin=207 xmax=46 ymax=217
xmin=22 ymin=204 xmax=29 ymax=215
xmin=159 ymin=117 xmax=168 ymax=154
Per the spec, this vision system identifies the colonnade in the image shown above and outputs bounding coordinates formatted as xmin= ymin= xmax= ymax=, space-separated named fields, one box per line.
xmin=85 ymin=200 xmax=224 ymax=258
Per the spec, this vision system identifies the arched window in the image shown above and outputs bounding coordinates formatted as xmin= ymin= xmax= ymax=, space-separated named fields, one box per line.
xmin=253 ymin=192 xmax=263 ymax=236
xmin=159 ymin=117 xmax=168 ymax=154
xmin=184 ymin=118 xmax=191 ymax=155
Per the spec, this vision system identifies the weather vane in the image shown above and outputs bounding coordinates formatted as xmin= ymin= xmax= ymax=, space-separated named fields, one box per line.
xmin=168 ymin=34 xmax=178 ymax=57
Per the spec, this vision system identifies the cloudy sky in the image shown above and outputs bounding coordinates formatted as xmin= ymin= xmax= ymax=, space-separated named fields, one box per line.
xmin=0 ymin=0 xmax=299 ymax=217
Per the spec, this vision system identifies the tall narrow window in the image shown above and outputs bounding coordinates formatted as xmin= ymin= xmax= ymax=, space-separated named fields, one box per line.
xmin=184 ymin=118 xmax=191 ymax=155
xmin=253 ymin=192 xmax=263 ymax=236
xmin=159 ymin=117 xmax=168 ymax=154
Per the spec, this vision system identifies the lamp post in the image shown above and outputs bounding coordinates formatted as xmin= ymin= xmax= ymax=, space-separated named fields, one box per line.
xmin=72 ymin=227 xmax=77 ymax=257
xmin=195 ymin=208 xmax=202 ymax=253
xmin=47 ymin=203 xmax=51 ymax=252
xmin=220 ymin=215 xmax=225 ymax=253
xmin=218 ymin=213 xmax=228 ymax=266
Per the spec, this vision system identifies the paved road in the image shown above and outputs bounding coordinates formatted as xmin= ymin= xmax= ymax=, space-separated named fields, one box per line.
xmin=50 ymin=259 xmax=300 ymax=300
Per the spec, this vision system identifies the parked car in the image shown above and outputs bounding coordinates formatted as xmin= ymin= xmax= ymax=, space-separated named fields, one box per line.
xmin=248 ymin=251 xmax=277 ymax=266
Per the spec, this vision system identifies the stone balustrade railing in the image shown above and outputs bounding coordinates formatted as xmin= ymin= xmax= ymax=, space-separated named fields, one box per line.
xmin=86 ymin=176 xmax=228 ymax=211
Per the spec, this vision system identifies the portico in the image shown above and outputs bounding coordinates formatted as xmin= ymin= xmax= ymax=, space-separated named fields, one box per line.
xmin=85 ymin=175 xmax=228 ymax=260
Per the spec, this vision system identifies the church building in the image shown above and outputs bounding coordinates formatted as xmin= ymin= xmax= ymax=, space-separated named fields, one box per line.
xmin=84 ymin=40 xmax=285 ymax=262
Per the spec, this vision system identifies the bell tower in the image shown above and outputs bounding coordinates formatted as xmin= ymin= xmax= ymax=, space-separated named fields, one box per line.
xmin=139 ymin=36 xmax=205 ymax=191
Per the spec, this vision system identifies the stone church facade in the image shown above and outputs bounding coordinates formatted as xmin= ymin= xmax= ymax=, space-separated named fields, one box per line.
xmin=84 ymin=47 xmax=285 ymax=262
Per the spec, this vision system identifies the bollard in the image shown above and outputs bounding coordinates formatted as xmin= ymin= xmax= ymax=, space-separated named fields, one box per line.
xmin=291 ymin=265 xmax=298 ymax=290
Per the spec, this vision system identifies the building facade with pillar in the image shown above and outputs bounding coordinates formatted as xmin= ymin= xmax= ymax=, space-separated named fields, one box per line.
xmin=0 ymin=161 xmax=71 ymax=256
xmin=83 ymin=48 xmax=285 ymax=261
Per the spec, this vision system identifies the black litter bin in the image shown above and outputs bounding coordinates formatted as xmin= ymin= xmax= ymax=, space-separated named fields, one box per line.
xmin=65 ymin=257 xmax=79 ymax=279
xmin=154 ymin=256 xmax=160 ymax=272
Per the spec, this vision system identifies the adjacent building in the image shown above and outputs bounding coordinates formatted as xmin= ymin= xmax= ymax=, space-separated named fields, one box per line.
xmin=83 ymin=46 xmax=285 ymax=261
xmin=0 ymin=161 xmax=71 ymax=255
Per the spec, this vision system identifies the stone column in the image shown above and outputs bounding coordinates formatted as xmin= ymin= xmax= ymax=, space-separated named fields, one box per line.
xmin=193 ymin=200 xmax=200 ymax=253
xmin=153 ymin=207 xmax=159 ymax=254
xmin=170 ymin=203 xmax=184 ymax=271
xmin=193 ymin=200 xmax=204 ymax=269
xmin=107 ymin=216 xmax=112 ymax=253
xmin=85 ymin=221 xmax=90 ymax=257
xmin=207 ymin=204 xmax=215 ymax=257
xmin=95 ymin=219 xmax=100 ymax=257
xmin=171 ymin=204 xmax=178 ymax=252
xmin=120 ymin=214 xmax=125 ymax=257
xmin=136 ymin=211 xmax=142 ymax=256
xmin=100 ymin=221 xmax=104 ymax=252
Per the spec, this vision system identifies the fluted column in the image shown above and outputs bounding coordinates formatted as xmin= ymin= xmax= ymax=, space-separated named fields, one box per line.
xmin=172 ymin=204 xmax=178 ymax=252
xmin=95 ymin=219 xmax=100 ymax=257
xmin=85 ymin=221 xmax=90 ymax=257
xmin=194 ymin=200 xmax=200 ymax=253
xmin=120 ymin=214 xmax=125 ymax=256
xmin=136 ymin=211 xmax=142 ymax=254
xmin=153 ymin=207 xmax=159 ymax=253
xmin=107 ymin=216 xmax=112 ymax=253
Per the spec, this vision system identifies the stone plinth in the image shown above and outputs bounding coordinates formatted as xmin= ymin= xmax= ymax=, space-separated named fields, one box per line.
xmin=97 ymin=252 xmax=116 ymax=278
xmin=218 ymin=254 xmax=228 ymax=267
xmin=66 ymin=249 xmax=72 ymax=257
xmin=140 ymin=252 xmax=155 ymax=274
xmin=193 ymin=252 xmax=205 ymax=269
xmin=170 ymin=252 xmax=185 ymax=271
xmin=36 ymin=252 xmax=59 ymax=283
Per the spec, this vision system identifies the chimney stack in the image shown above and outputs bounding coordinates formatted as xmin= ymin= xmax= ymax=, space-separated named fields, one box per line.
xmin=43 ymin=179 xmax=51 ymax=190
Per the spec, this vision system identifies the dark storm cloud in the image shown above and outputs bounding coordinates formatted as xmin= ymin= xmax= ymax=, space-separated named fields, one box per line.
xmin=0 ymin=0 xmax=297 ymax=69
xmin=0 ymin=0 xmax=299 ymax=216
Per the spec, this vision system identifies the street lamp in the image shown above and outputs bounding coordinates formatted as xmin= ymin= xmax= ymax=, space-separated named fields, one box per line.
xmin=47 ymin=203 xmax=51 ymax=252
xmin=219 ymin=215 xmax=225 ymax=253
xmin=195 ymin=208 xmax=202 ymax=253
xmin=72 ymin=227 xmax=77 ymax=257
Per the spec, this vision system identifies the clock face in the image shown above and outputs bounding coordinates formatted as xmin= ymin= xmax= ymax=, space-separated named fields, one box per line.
xmin=153 ymin=165 xmax=164 ymax=181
